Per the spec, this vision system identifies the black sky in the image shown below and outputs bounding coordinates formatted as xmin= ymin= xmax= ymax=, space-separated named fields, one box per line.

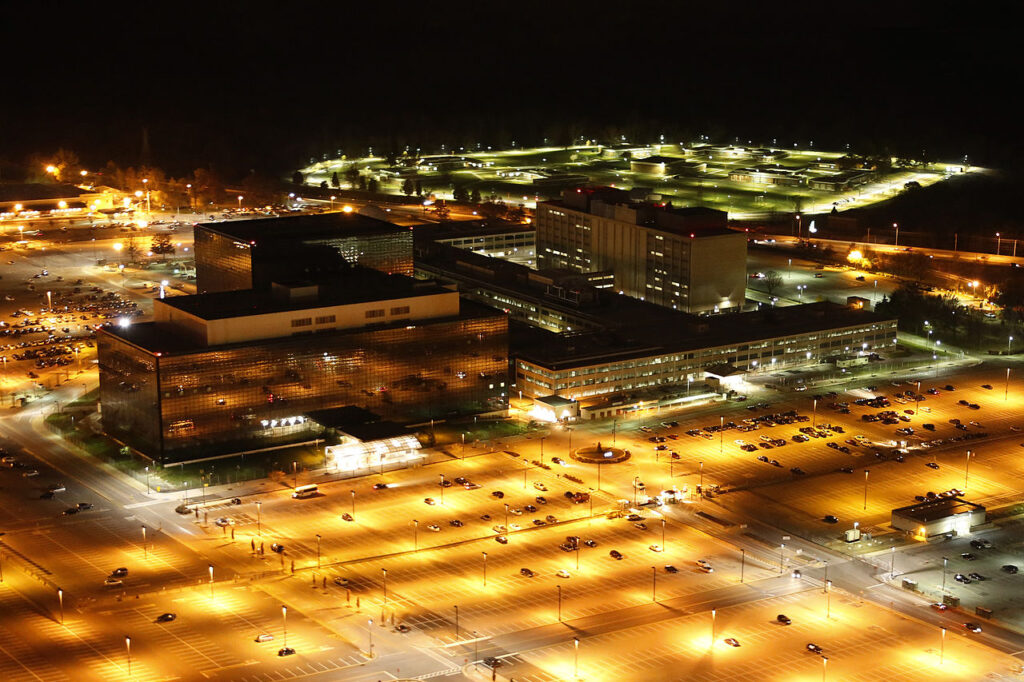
xmin=1 ymin=3 xmax=1017 ymax=178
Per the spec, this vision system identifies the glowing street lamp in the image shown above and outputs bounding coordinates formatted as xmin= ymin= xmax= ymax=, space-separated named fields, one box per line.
xmin=208 ymin=564 xmax=214 ymax=599
xmin=237 ymin=195 xmax=243 ymax=209
xmin=893 ymin=222 xmax=899 ymax=247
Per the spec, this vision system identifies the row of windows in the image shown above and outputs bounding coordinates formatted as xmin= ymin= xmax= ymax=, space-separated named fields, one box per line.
xmin=291 ymin=318 xmax=312 ymax=327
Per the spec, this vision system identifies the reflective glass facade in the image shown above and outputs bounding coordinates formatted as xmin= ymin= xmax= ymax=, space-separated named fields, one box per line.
xmin=99 ymin=306 xmax=507 ymax=462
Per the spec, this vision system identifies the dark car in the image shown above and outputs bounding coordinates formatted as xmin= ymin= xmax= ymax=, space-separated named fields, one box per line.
xmin=926 ymin=462 xmax=940 ymax=470
xmin=664 ymin=564 xmax=679 ymax=573
xmin=609 ymin=550 xmax=623 ymax=560
xmin=519 ymin=568 xmax=535 ymax=577
xmin=156 ymin=613 xmax=176 ymax=623
xmin=61 ymin=507 xmax=78 ymax=516
xmin=806 ymin=643 xmax=823 ymax=654
xmin=111 ymin=567 xmax=129 ymax=577
xmin=944 ymin=385 xmax=955 ymax=391
xmin=536 ymin=496 xmax=547 ymax=504
xmin=963 ymin=622 xmax=982 ymax=633
xmin=278 ymin=647 xmax=296 ymax=657
xmin=961 ymin=552 xmax=976 ymax=560
xmin=838 ymin=467 xmax=853 ymax=474
xmin=482 ymin=657 xmax=503 ymax=669
xmin=271 ymin=543 xmax=285 ymax=553
xmin=968 ymin=572 xmax=985 ymax=581
xmin=981 ymin=384 xmax=993 ymax=390
xmin=777 ymin=614 xmax=792 ymax=625
xmin=373 ymin=483 xmax=389 ymax=490
xmin=77 ymin=502 xmax=93 ymax=510
xmin=954 ymin=573 xmax=972 ymax=584
xmin=449 ymin=519 xmax=464 ymax=527
xmin=491 ymin=491 xmax=504 ymax=499
xmin=823 ymin=515 xmax=839 ymax=524
xmin=584 ymin=539 xmax=597 ymax=547
xmin=790 ymin=467 xmax=805 ymax=475
xmin=1002 ymin=565 xmax=1019 ymax=574
xmin=495 ymin=535 xmax=508 ymax=544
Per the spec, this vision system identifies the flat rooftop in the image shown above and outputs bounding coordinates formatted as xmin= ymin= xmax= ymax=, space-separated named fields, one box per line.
xmin=100 ymin=298 xmax=501 ymax=356
xmin=0 ymin=183 xmax=93 ymax=202
xmin=162 ymin=269 xmax=449 ymax=321
xmin=515 ymin=302 xmax=896 ymax=371
xmin=197 ymin=211 xmax=406 ymax=243
xmin=892 ymin=497 xmax=985 ymax=522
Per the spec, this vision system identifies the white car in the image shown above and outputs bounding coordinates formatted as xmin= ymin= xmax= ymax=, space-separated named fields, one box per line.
xmin=509 ymin=507 xmax=523 ymax=516
xmin=104 ymin=577 xmax=123 ymax=586
xmin=696 ymin=559 xmax=714 ymax=572
xmin=426 ymin=524 xmax=441 ymax=532
xmin=556 ymin=569 xmax=571 ymax=578
xmin=255 ymin=633 xmax=274 ymax=643
xmin=649 ymin=544 xmax=663 ymax=553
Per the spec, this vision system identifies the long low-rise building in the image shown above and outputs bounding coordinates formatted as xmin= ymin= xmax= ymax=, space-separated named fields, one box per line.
xmin=513 ymin=302 xmax=897 ymax=407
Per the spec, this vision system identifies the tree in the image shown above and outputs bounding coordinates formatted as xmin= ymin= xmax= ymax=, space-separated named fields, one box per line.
xmin=506 ymin=204 xmax=526 ymax=223
xmin=330 ymin=172 xmax=340 ymax=188
xmin=763 ymin=270 xmax=783 ymax=297
xmin=291 ymin=171 xmax=304 ymax=185
xmin=150 ymin=234 xmax=176 ymax=260
xmin=452 ymin=184 xmax=469 ymax=202
xmin=414 ymin=179 xmax=423 ymax=196
xmin=124 ymin=236 xmax=141 ymax=264
xmin=401 ymin=178 xmax=415 ymax=196
xmin=345 ymin=167 xmax=360 ymax=188
xmin=240 ymin=171 xmax=280 ymax=206
xmin=470 ymin=188 xmax=482 ymax=204
xmin=434 ymin=200 xmax=451 ymax=220
xmin=367 ymin=177 xmax=379 ymax=193
xmin=358 ymin=176 xmax=368 ymax=190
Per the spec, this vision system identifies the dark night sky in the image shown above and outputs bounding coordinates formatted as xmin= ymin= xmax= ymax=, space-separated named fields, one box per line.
xmin=1 ymin=4 xmax=1017 ymax=179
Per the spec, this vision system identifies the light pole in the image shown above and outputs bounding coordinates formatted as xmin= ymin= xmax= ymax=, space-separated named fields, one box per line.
xmin=58 ymin=587 xmax=64 ymax=624
xmin=208 ymin=564 xmax=214 ymax=599
xmin=256 ymin=500 xmax=262 ymax=537
xmin=381 ymin=568 xmax=388 ymax=611
xmin=316 ymin=534 xmax=321 ymax=569
xmin=996 ymin=232 xmax=1002 ymax=255
xmin=964 ymin=450 xmax=972 ymax=492
xmin=890 ymin=545 xmax=896 ymax=579
xmin=125 ymin=636 xmax=131 ymax=679
xmin=413 ymin=519 xmax=419 ymax=551
xmin=719 ymin=416 xmax=723 ymax=455
xmin=740 ymin=548 xmax=746 ymax=583
xmin=439 ymin=474 xmax=445 ymax=505
xmin=826 ymin=580 xmax=832 ymax=619
xmin=661 ymin=518 xmax=666 ymax=549
xmin=144 ymin=466 xmax=150 ymax=494
xmin=1006 ymin=367 xmax=1011 ymax=401
xmin=863 ymin=469 xmax=869 ymax=510
xmin=651 ymin=566 xmax=657 ymax=602
xmin=940 ymin=626 xmax=946 ymax=664
xmin=454 ymin=604 xmax=459 ymax=641
xmin=367 ymin=618 xmax=373 ymax=658
xmin=350 ymin=490 xmax=356 ymax=519
xmin=915 ymin=380 xmax=921 ymax=415
xmin=574 ymin=637 xmax=580 ymax=680
xmin=893 ymin=222 xmax=899 ymax=247
xmin=941 ymin=556 xmax=948 ymax=593
xmin=557 ymin=584 xmax=563 ymax=621
xmin=237 ymin=195 xmax=243 ymax=210
xmin=779 ymin=543 xmax=785 ymax=573
xmin=142 ymin=525 xmax=147 ymax=560
xmin=711 ymin=608 xmax=716 ymax=648
xmin=812 ymin=398 xmax=817 ymax=428
xmin=482 ymin=551 xmax=488 ymax=587
xmin=282 ymin=606 xmax=288 ymax=649
xmin=699 ymin=461 xmax=704 ymax=498
xmin=822 ymin=656 xmax=828 ymax=681
xmin=540 ymin=436 xmax=546 ymax=466
xmin=504 ymin=503 xmax=509 ymax=534
xmin=1009 ymin=335 xmax=1014 ymax=355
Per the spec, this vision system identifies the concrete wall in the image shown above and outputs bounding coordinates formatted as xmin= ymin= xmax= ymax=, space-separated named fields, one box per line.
xmin=154 ymin=290 xmax=461 ymax=346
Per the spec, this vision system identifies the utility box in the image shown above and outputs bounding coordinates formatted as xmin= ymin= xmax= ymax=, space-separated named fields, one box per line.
xmin=901 ymin=578 xmax=918 ymax=591
xmin=844 ymin=528 xmax=862 ymax=543
xmin=943 ymin=595 xmax=960 ymax=607
xmin=976 ymin=606 xmax=993 ymax=618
